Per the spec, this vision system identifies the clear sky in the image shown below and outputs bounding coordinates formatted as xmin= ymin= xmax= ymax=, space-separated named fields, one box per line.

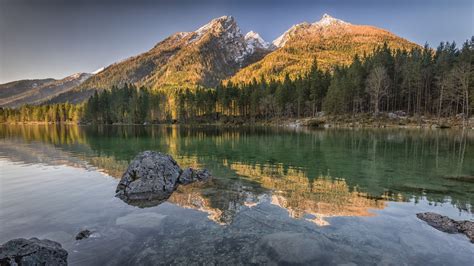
xmin=0 ymin=0 xmax=472 ymax=84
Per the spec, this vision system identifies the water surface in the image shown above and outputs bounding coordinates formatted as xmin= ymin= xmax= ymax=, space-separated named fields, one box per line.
xmin=0 ymin=125 xmax=473 ymax=265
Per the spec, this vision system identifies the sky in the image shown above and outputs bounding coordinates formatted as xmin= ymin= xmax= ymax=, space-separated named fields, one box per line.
xmin=0 ymin=0 xmax=472 ymax=84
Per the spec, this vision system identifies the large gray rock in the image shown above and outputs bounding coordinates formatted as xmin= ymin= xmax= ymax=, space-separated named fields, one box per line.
xmin=417 ymin=212 xmax=474 ymax=243
xmin=116 ymin=151 xmax=181 ymax=205
xmin=115 ymin=151 xmax=212 ymax=207
xmin=0 ymin=238 xmax=68 ymax=265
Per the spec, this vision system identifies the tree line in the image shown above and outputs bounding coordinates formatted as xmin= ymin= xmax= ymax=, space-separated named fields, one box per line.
xmin=171 ymin=38 xmax=473 ymax=123
xmin=0 ymin=103 xmax=84 ymax=124
xmin=1 ymin=38 xmax=472 ymax=124
xmin=323 ymin=40 xmax=472 ymax=120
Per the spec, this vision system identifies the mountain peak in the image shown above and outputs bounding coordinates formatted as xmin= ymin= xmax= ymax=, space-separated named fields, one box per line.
xmin=245 ymin=31 xmax=272 ymax=50
xmin=272 ymin=22 xmax=310 ymax=48
xmin=322 ymin=13 xmax=333 ymax=19
xmin=189 ymin=15 xmax=238 ymax=44
xmin=215 ymin=15 xmax=234 ymax=22
xmin=195 ymin=16 xmax=235 ymax=33
xmin=314 ymin=13 xmax=348 ymax=27
xmin=245 ymin=31 xmax=261 ymax=40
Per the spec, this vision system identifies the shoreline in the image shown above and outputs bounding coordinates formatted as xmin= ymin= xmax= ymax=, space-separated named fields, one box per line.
xmin=278 ymin=116 xmax=474 ymax=130
xmin=2 ymin=115 xmax=473 ymax=130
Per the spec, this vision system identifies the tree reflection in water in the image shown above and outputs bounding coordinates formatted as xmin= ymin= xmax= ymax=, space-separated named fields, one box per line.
xmin=0 ymin=124 xmax=472 ymax=223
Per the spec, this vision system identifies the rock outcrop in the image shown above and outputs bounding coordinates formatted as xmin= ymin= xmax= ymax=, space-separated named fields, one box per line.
xmin=115 ymin=151 xmax=212 ymax=207
xmin=417 ymin=212 xmax=474 ymax=243
xmin=0 ymin=238 xmax=68 ymax=265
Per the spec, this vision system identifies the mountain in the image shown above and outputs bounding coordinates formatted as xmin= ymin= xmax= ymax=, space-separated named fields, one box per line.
xmin=229 ymin=14 xmax=419 ymax=84
xmin=4 ymin=14 xmax=421 ymax=106
xmin=245 ymin=31 xmax=275 ymax=54
xmin=51 ymin=16 xmax=274 ymax=103
xmin=0 ymin=73 xmax=91 ymax=107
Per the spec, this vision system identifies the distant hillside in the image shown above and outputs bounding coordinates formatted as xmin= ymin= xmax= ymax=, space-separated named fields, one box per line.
xmin=229 ymin=14 xmax=419 ymax=84
xmin=0 ymin=79 xmax=55 ymax=101
xmin=0 ymin=73 xmax=91 ymax=107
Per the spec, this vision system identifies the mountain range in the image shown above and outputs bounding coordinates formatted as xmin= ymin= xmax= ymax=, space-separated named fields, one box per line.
xmin=230 ymin=14 xmax=418 ymax=84
xmin=0 ymin=73 xmax=91 ymax=108
xmin=0 ymin=14 xmax=419 ymax=107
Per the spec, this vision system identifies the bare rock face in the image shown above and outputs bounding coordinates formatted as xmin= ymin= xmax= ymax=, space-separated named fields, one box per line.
xmin=0 ymin=238 xmax=68 ymax=265
xmin=417 ymin=212 xmax=474 ymax=243
xmin=115 ymin=151 xmax=212 ymax=207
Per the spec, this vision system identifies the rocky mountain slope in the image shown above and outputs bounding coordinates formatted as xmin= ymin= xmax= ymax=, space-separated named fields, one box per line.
xmin=229 ymin=14 xmax=419 ymax=83
xmin=50 ymin=16 xmax=273 ymax=103
xmin=0 ymin=73 xmax=91 ymax=107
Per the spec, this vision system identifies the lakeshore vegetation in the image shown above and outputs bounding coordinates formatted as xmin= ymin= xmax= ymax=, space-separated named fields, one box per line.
xmin=1 ymin=39 xmax=472 ymax=125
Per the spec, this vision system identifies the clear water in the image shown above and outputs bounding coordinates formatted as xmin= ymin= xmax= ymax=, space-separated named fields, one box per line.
xmin=0 ymin=125 xmax=473 ymax=265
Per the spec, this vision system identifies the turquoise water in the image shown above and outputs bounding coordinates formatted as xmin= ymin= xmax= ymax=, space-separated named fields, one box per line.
xmin=0 ymin=125 xmax=473 ymax=265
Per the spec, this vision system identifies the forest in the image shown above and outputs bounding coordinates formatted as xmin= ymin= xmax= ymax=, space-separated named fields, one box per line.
xmin=1 ymin=38 xmax=472 ymax=125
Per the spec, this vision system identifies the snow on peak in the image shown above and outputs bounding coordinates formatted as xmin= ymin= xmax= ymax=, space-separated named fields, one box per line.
xmin=245 ymin=31 xmax=272 ymax=50
xmin=272 ymin=33 xmax=287 ymax=48
xmin=70 ymin=73 xmax=83 ymax=79
xmin=272 ymin=22 xmax=309 ymax=48
xmin=313 ymin=13 xmax=348 ymax=27
xmin=195 ymin=16 xmax=235 ymax=35
xmin=67 ymin=72 xmax=91 ymax=82
xmin=188 ymin=15 xmax=251 ymax=65
xmin=272 ymin=14 xmax=349 ymax=48
xmin=190 ymin=15 xmax=237 ymax=43
xmin=245 ymin=31 xmax=263 ymax=41
xmin=92 ymin=67 xmax=105 ymax=74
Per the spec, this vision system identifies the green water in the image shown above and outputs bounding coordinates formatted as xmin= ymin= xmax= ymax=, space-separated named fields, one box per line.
xmin=0 ymin=125 xmax=473 ymax=265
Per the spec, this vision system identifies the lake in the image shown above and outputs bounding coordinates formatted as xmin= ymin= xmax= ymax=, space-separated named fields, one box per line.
xmin=0 ymin=125 xmax=473 ymax=265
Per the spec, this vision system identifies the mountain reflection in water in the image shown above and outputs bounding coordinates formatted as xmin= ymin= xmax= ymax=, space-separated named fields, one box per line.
xmin=229 ymin=162 xmax=387 ymax=225
xmin=0 ymin=124 xmax=472 ymax=224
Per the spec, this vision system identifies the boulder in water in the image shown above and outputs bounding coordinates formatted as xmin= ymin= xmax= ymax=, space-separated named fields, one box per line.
xmin=75 ymin=229 xmax=92 ymax=240
xmin=0 ymin=238 xmax=68 ymax=265
xmin=115 ymin=151 xmax=212 ymax=207
xmin=116 ymin=151 xmax=182 ymax=205
xmin=417 ymin=212 xmax=474 ymax=243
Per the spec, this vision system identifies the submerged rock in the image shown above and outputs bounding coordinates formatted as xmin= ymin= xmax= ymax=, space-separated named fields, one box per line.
xmin=75 ymin=229 xmax=92 ymax=240
xmin=0 ymin=238 xmax=68 ymax=265
xmin=178 ymin=168 xmax=212 ymax=185
xmin=417 ymin=212 xmax=474 ymax=243
xmin=115 ymin=151 xmax=212 ymax=207
xmin=116 ymin=212 xmax=167 ymax=228
xmin=251 ymin=232 xmax=357 ymax=265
